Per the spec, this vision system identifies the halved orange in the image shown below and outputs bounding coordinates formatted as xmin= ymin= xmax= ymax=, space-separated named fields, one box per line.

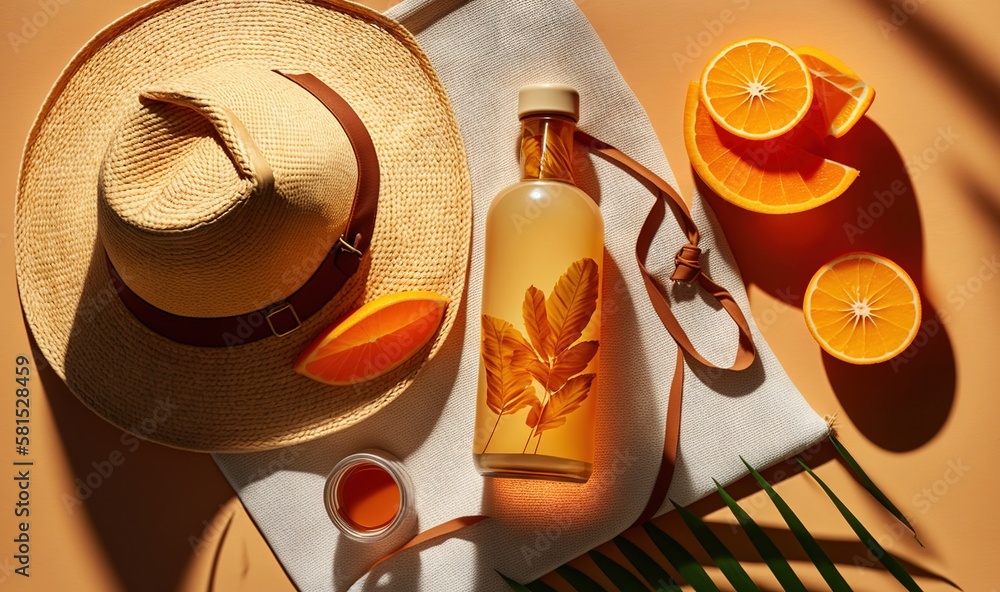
xmin=294 ymin=291 xmax=449 ymax=385
xmin=700 ymin=38 xmax=814 ymax=140
xmin=684 ymin=81 xmax=859 ymax=214
xmin=803 ymin=253 xmax=921 ymax=365
xmin=796 ymin=46 xmax=875 ymax=138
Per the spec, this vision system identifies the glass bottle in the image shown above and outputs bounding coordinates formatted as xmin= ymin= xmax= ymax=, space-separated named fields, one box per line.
xmin=473 ymin=84 xmax=604 ymax=483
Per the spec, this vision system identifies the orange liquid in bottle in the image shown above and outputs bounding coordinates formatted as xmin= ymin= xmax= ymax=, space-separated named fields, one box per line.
xmin=473 ymin=85 xmax=603 ymax=483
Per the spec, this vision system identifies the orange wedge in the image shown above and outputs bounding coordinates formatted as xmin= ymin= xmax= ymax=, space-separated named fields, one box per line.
xmin=294 ymin=291 xmax=449 ymax=385
xmin=700 ymin=38 xmax=814 ymax=140
xmin=684 ymin=81 xmax=859 ymax=214
xmin=803 ymin=253 xmax=921 ymax=365
xmin=796 ymin=46 xmax=875 ymax=138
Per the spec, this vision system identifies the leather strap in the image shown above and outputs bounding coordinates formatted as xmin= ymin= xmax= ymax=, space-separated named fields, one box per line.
xmin=108 ymin=71 xmax=379 ymax=347
xmin=367 ymin=516 xmax=488 ymax=572
xmin=280 ymin=72 xmax=380 ymax=266
xmin=574 ymin=130 xmax=756 ymax=526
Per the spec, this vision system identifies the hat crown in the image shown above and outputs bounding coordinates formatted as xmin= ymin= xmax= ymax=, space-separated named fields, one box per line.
xmin=98 ymin=66 xmax=359 ymax=318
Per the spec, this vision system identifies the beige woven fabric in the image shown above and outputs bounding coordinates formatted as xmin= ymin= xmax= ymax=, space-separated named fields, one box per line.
xmin=14 ymin=0 xmax=472 ymax=452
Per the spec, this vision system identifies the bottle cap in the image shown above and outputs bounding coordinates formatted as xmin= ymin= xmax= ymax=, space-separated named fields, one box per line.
xmin=518 ymin=83 xmax=579 ymax=121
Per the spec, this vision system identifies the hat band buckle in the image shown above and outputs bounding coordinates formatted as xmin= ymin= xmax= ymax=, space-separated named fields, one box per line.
xmin=265 ymin=302 xmax=301 ymax=337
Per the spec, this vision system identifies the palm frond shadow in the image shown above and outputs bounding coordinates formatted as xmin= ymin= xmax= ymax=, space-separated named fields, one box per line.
xmin=501 ymin=436 xmax=959 ymax=592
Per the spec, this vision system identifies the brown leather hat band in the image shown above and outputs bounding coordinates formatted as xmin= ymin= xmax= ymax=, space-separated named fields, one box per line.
xmin=107 ymin=72 xmax=380 ymax=347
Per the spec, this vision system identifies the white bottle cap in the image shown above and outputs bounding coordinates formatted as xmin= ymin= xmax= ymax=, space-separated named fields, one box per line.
xmin=517 ymin=83 xmax=580 ymax=121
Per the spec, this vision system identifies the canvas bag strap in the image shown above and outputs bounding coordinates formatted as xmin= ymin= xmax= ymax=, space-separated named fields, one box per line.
xmin=357 ymin=132 xmax=758 ymax=579
xmin=575 ymin=130 xmax=757 ymax=525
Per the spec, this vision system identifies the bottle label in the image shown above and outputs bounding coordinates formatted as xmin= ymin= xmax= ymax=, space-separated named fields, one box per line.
xmin=476 ymin=257 xmax=599 ymax=457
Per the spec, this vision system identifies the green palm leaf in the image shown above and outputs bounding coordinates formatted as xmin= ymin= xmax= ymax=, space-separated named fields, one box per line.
xmin=526 ymin=580 xmax=559 ymax=592
xmin=556 ymin=564 xmax=608 ymax=591
xmin=797 ymin=458 xmax=924 ymax=592
xmin=830 ymin=435 xmax=922 ymax=546
xmin=612 ymin=535 xmax=682 ymax=591
xmin=670 ymin=498 xmax=760 ymax=591
xmin=741 ymin=457 xmax=853 ymax=591
xmin=590 ymin=549 xmax=650 ymax=591
xmin=498 ymin=571 xmax=533 ymax=591
xmin=713 ymin=479 xmax=807 ymax=592
xmin=642 ymin=522 xmax=720 ymax=592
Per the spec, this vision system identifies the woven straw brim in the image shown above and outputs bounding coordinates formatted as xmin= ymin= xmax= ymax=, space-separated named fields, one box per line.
xmin=14 ymin=0 xmax=472 ymax=452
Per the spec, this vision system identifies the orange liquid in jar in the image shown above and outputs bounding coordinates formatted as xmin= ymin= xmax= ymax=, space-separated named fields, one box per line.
xmin=335 ymin=462 xmax=400 ymax=531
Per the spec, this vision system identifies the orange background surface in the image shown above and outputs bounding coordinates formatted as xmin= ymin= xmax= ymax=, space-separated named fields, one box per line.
xmin=1 ymin=0 xmax=998 ymax=590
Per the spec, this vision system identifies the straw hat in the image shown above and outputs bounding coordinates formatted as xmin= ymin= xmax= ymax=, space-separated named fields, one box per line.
xmin=14 ymin=0 xmax=472 ymax=452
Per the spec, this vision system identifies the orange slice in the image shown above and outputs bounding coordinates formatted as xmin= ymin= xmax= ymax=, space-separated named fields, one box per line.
xmin=700 ymin=38 xmax=814 ymax=140
xmin=796 ymin=46 xmax=875 ymax=138
xmin=803 ymin=253 xmax=921 ymax=365
xmin=294 ymin=291 xmax=449 ymax=385
xmin=684 ymin=81 xmax=859 ymax=214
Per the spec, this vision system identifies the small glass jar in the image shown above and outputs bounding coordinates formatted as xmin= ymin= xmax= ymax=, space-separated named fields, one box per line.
xmin=324 ymin=449 xmax=414 ymax=542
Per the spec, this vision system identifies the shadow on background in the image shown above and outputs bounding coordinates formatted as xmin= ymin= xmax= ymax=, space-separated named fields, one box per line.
xmin=959 ymin=167 xmax=1000 ymax=232
xmin=699 ymin=117 xmax=955 ymax=452
xmin=32 ymin=329 xmax=234 ymax=592
xmin=862 ymin=0 xmax=1000 ymax=131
